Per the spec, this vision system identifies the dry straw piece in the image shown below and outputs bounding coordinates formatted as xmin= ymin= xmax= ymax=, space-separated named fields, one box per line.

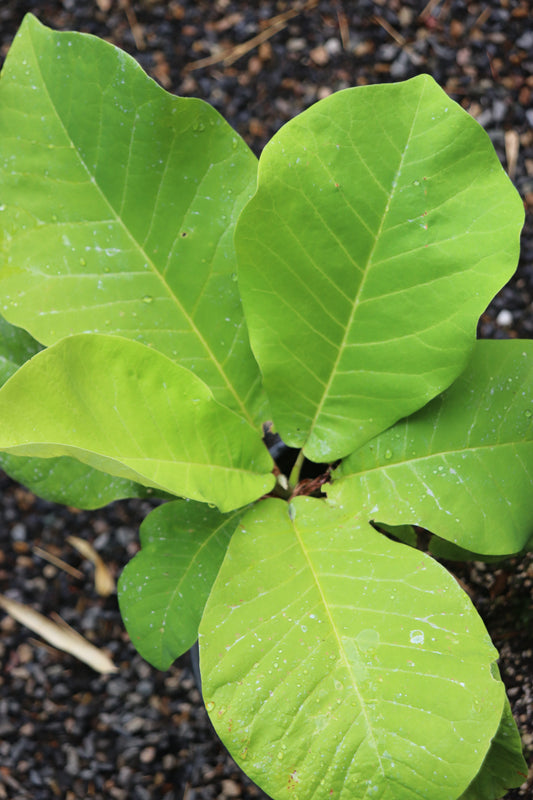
xmin=0 ymin=594 xmax=118 ymax=674
xmin=67 ymin=535 xmax=116 ymax=597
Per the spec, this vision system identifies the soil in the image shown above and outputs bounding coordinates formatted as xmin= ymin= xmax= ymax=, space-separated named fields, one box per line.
xmin=0 ymin=1 xmax=532 ymax=799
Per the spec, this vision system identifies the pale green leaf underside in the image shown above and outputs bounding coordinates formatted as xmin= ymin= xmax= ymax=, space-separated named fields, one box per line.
xmin=200 ymin=497 xmax=503 ymax=800
xmin=0 ymin=334 xmax=274 ymax=512
xmin=0 ymin=451 xmax=162 ymax=508
xmin=236 ymin=74 xmax=524 ymax=460
xmin=330 ymin=341 xmax=533 ymax=556
xmin=0 ymin=314 xmax=154 ymax=507
xmin=459 ymin=696 xmax=527 ymax=800
xmin=119 ymin=500 xmax=244 ymax=669
xmin=0 ymin=13 xmax=265 ymax=425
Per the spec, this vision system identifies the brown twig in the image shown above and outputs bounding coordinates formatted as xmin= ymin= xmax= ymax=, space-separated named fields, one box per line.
xmin=290 ymin=469 xmax=333 ymax=499
xmin=185 ymin=0 xmax=319 ymax=72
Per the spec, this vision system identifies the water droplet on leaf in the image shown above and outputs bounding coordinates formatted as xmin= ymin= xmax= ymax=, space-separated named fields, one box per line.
xmin=409 ymin=630 xmax=424 ymax=645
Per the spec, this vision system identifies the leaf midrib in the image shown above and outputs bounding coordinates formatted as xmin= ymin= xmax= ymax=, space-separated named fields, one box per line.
xmin=304 ymin=89 xmax=426 ymax=453
xmin=344 ymin=437 xmax=533 ymax=480
xmin=28 ymin=28 xmax=255 ymax=427
xmin=291 ymin=514 xmax=386 ymax=780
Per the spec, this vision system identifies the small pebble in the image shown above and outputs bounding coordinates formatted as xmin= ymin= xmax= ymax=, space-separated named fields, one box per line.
xmin=139 ymin=746 xmax=157 ymax=764
xmin=221 ymin=779 xmax=242 ymax=797
xmin=496 ymin=309 xmax=513 ymax=326
xmin=309 ymin=45 xmax=329 ymax=66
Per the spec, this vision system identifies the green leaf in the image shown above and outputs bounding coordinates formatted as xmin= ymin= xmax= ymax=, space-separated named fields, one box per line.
xmin=459 ymin=696 xmax=527 ymax=800
xmin=0 ymin=13 xmax=266 ymax=425
xmin=0 ymin=314 xmax=160 ymax=507
xmin=119 ymin=500 xmax=245 ymax=669
xmin=0 ymin=334 xmax=274 ymax=512
xmin=200 ymin=496 xmax=504 ymax=800
xmin=330 ymin=340 xmax=533 ymax=556
xmin=236 ymin=75 xmax=524 ymax=460
xmin=0 ymin=314 xmax=41 ymax=384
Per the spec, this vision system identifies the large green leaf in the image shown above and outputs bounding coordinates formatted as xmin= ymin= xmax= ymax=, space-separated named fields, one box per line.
xmin=119 ymin=500 xmax=245 ymax=669
xmin=200 ymin=496 xmax=504 ymax=800
xmin=236 ymin=75 xmax=524 ymax=460
xmin=0 ymin=314 xmax=157 ymax=507
xmin=459 ymin=696 xmax=527 ymax=800
xmin=0 ymin=334 xmax=274 ymax=512
xmin=0 ymin=13 xmax=265 ymax=425
xmin=330 ymin=340 xmax=533 ymax=556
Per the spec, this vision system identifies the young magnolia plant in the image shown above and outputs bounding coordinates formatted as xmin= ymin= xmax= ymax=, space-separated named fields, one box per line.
xmin=0 ymin=14 xmax=531 ymax=800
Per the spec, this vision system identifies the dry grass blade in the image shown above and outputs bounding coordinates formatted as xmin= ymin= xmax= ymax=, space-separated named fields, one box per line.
xmin=372 ymin=15 xmax=406 ymax=47
xmin=336 ymin=3 xmax=350 ymax=50
xmin=119 ymin=0 xmax=145 ymax=50
xmin=371 ymin=15 xmax=424 ymax=65
xmin=32 ymin=545 xmax=84 ymax=580
xmin=473 ymin=6 xmax=492 ymax=28
xmin=418 ymin=0 xmax=442 ymax=19
xmin=0 ymin=594 xmax=118 ymax=673
xmin=185 ymin=0 xmax=319 ymax=71
xmin=67 ymin=535 xmax=115 ymax=597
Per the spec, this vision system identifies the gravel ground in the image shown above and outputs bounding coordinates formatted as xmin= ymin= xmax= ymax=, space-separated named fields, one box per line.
xmin=0 ymin=1 xmax=532 ymax=798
